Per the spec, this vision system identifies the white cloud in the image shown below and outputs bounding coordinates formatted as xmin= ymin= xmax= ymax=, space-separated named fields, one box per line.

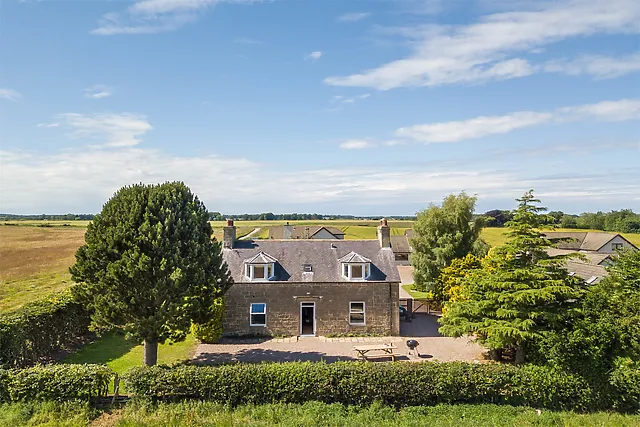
xmin=337 ymin=12 xmax=371 ymax=22
xmin=325 ymin=0 xmax=640 ymax=89
xmin=396 ymin=98 xmax=640 ymax=143
xmin=56 ymin=113 xmax=153 ymax=148
xmin=305 ymin=51 xmax=323 ymax=62
xmin=339 ymin=139 xmax=374 ymax=149
xmin=0 ymin=88 xmax=22 ymax=101
xmin=37 ymin=123 xmax=60 ymax=128
xmin=92 ymin=0 xmax=261 ymax=35
xmin=544 ymin=53 xmax=640 ymax=79
xmin=331 ymin=93 xmax=371 ymax=105
xmin=3 ymin=145 xmax=638 ymax=213
xmin=84 ymin=84 xmax=112 ymax=99
xmin=234 ymin=37 xmax=263 ymax=45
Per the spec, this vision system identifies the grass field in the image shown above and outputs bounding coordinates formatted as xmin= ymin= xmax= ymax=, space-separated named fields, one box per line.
xmin=1 ymin=401 xmax=638 ymax=427
xmin=402 ymin=284 xmax=432 ymax=299
xmin=0 ymin=226 xmax=85 ymax=312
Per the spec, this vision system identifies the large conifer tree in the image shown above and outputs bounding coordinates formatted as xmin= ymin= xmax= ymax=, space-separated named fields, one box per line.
xmin=439 ymin=190 xmax=585 ymax=363
xmin=70 ymin=182 xmax=232 ymax=365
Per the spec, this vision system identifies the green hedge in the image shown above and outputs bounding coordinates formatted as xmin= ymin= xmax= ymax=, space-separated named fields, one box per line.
xmin=0 ymin=364 xmax=113 ymax=402
xmin=122 ymin=362 xmax=597 ymax=411
xmin=609 ymin=363 xmax=640 ymax=412
xmin=0 ymin=290 xmax=91 ymax=368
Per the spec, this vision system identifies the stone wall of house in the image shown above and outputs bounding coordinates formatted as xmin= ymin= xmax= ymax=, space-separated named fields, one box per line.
xmin=223 ymin=281 xmax=400 ymax=337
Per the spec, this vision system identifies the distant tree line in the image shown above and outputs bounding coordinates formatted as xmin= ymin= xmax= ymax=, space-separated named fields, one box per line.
xmin=1 ymin=212 xmax=416 ymax=222
xmin=0 ymin=213 xmax=95 ymax=221
xmin=481 ymin=209 xmax=640 ymax=233
xmin=207 ymin=212 xmax=416 ymax=221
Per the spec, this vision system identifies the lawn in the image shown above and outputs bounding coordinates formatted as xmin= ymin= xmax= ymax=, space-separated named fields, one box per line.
xmin=63 ymin=332 xmax=198 ymax=378
xmin=401 ymin=284 xmax=433 ymax=299
xmin=1 ymin=401 xmax=639 ymax=427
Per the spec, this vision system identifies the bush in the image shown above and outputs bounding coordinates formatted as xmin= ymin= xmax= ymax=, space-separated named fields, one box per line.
xmin=0 ymin=290 xmax=91 ymax=368
xmin=190 ymin=298 xmax=224 ymax=344
xmin=123 ymin=362 xmax=598 ymax=411
xmin=1 ymin=364 xmax=113 ymax=402
xmin=609 ymin=361 xmax=640 ymax=412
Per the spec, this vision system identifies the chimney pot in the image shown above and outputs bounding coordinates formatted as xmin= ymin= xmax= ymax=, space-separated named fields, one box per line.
xmin=380 ymin=218 xmax=388 ymax=227
xmin=226 ymin=219 xmax=234 ymax=226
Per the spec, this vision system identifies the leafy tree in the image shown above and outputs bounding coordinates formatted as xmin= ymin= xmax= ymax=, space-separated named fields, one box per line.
xmin=439 ymin=190 xmax=586 ymax=363
xmin=482 ymin=209 xmax=512 ymax=227
xmin=530 ymin=248 xmax=640 ymax=402
xmin=410 ymin=192 xmax=485 ymax=292
xmin=70 ymin=182 xmax=232 ymax=366
xmin=560 ymin=214 xmax=578 ymax=228
xmin=434 ymin=254 xmax=482 ymax=304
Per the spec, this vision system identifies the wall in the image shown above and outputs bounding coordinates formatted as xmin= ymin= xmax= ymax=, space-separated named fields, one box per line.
xmin=223 ymin=281 xmax=400 ymax=337
xmin=596 ymin=235 xmax=637 ymax=253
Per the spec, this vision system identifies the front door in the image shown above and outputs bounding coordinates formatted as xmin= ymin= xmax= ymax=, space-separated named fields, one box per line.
xmin=300 ymin=302 xmax=315 ymax=336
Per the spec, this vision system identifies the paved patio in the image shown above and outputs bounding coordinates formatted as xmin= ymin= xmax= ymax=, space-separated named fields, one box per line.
xmin=193 ymin=314 xmax=484 ymax=364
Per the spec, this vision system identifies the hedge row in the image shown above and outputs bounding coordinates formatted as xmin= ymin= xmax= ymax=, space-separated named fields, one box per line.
xmin=0 ymin=364 xmax=113 ymax=402
xmin=122 ymin=362 xmax=598 ymax=411
xmin=0 ymin=290 xmax=91 ymax=368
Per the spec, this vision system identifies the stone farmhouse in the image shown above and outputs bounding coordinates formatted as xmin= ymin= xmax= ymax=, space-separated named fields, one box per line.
xmin=221 ymin=219 xmax=400 ymax=337
xmin=268 ymin=224 xmax=345 ymax=240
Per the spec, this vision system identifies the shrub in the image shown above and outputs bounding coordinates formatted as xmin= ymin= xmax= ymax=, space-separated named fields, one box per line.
xmin=122 ymin=362 xmax=599 ymax=411
xmin=191 ymin=298 xmax=225 ymax=344
xmin=0 ymin=290 xmax=91 ymax=368
xmin=1 ymin=364 xmax=113 ymax=402
xmin=609 ymin=361 xmax=640 ymax=412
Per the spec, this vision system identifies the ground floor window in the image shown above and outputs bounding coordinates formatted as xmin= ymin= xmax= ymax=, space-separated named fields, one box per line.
xmin=250 ymin=303 xmax=266 ymax=326
xmin=349 ymin=302 xmax=365 ymax=325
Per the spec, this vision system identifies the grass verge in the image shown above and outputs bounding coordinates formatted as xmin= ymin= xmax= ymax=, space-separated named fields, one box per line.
xmin=1 ymin=401 xmax=639 ymax=427
xmin=401 ymin=284 xmax=433 ymax=299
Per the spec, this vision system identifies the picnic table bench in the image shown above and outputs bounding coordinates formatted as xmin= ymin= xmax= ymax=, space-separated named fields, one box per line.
xmin=353 ymin=343 xmax=398 ymax=361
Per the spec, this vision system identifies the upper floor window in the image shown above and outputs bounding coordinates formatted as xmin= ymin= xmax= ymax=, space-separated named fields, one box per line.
xmin=612 ymin=243 xmax=624 ymax=251
xmin=338 ymin=252 xmax=372 ymax=280
xmin=244 ymin=251 xmax=277 ymax=281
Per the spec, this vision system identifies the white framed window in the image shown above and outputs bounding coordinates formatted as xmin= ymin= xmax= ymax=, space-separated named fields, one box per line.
xmin=349 ymin=302 xmax=366 ymax=325
xmin=342 ymin=263 xmax=371 ymax=280
xmin=245 ymin=263 xmax=275 ymax=281
xmin=250 ymin=303 xmax=266 ymax=326
xmin=612 ymin=243 xmax=624 ymax=251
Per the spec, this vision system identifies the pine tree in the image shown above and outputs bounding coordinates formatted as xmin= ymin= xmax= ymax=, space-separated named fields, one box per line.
xmin=439 ymin=190 xmax=586 ymax=363
xmin=70 ymin=182 xmax=232 ymax=366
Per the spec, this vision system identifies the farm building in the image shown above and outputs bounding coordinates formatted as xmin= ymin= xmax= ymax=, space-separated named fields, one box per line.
xmin=221 ymin=219 xmax=400 ymax=337
xmin=267 ymin=224 xmax=345 ymax=240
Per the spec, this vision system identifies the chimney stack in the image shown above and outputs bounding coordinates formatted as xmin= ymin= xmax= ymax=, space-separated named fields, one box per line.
xmin=223 ymin=219 xmax=236 ymax=249
xmin=377 ymin=218 xmax=391 ymax=248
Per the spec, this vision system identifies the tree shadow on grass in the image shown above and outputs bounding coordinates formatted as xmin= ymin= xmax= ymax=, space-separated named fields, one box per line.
xmin=61 ymin=331 xmax=138 ymax=365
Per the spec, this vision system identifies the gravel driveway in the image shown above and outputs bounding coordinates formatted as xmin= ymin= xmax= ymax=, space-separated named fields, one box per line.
xmin=193 ymin=314 xmax=484 ymax=364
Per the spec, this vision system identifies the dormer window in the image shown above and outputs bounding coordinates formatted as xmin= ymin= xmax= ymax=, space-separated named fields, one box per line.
xmin=338 ymin=252 xmax=372 ymax=280
xmin=244 ymin=251 xmax=277 ymax=281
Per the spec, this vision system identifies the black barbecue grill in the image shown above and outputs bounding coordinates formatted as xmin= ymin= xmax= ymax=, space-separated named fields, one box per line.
xmin=406 ymin=339 xmax=420 ymax=356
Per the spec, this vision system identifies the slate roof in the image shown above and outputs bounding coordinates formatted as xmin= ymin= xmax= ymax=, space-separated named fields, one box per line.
xmin=337 ymin=251 xmax=371 ymax=263
xmin=546 ymin=248 xmax=608 ymax=283
xmin=268 ymin=225 xmax=345 ymax=239
xmin=390 ymin=235 xmax=411 ymax=254
xmin=244 ymin=251 xmax=278 ymax=264
xmin=547 ymin=248 xmax=611 ymax=265
xmin=223 ymin=240 xmax=400 ymax=283
xmin=543 ymin=231 xmax=629 ymax=251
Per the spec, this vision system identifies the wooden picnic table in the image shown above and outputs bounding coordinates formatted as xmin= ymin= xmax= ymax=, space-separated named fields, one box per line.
xmin=353 ymin=343 xmax=398 ymax=361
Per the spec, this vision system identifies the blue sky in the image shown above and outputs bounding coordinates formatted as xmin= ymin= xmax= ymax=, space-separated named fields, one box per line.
xmin=1 ymin=0 xmax=639 ymax=215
